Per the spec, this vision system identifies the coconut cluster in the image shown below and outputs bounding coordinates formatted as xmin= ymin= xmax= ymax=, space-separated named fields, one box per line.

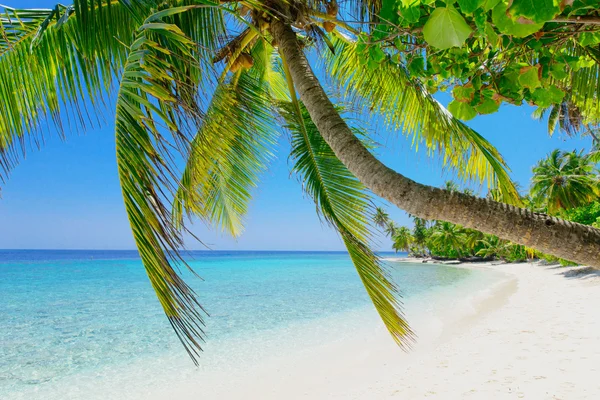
xmin=322 ymin=1 xmax=338 ymax=33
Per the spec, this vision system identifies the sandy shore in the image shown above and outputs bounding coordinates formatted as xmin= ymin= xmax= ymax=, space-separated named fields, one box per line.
xmin=153 ymin=262 xmax=600 ymax=399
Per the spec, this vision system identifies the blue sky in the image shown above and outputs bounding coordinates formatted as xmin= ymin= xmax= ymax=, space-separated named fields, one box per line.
xmin=0 ymin=1 xmax=593 ymax=251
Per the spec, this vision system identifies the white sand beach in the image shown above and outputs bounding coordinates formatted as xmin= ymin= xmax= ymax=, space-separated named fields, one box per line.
xmin=158 ymin=262 xmax=600 ymax=399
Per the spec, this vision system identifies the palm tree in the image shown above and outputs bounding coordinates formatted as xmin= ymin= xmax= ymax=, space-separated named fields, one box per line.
xmin=392 ymin=227 xmax=413 ymax=253
xmin=384 ymin=221 xmax=399 ymax=237
xmin=531 ymin=150 xmax=599 ymax=214
xmin=429 ymin=222 xmax=467 ymax=258
xmin=463 ymin=229 xmax=483 ymax=256
xmin=444 ymin=181 xmax=460 ymax=192
xmin=373 ymin=207 xmax=389 ymax=229
xmin=476 ymin=235 xmax=509 ymax=260
xmin=411 ymin=217 xmax=430 ymax=256
xmin=2 ymin=1 xmax=600 ymax=362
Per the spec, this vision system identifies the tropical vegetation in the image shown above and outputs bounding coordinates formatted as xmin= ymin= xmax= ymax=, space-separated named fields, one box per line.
xmin=380 ymin=149 xmax=599 ymax=264
xmin=1 ymin=0 xmax=599 ymax=362
xmin=531 ymin=149 xmax=599 ymax=213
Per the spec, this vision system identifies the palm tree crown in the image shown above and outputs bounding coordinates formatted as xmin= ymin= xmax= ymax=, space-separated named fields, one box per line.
xmin=373 ymin=206 xmax=390 ymax=228
xmin=531 ymin=150 xmax=599 ymax=214
xmin=392 ymin=227 xmax=413 ymax=253
xmin=429 ymin=222 xmax=467 ymax=258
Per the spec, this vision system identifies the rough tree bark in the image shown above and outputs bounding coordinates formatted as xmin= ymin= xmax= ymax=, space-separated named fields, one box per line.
xmin=270 ymin=20 xmax=600 ymax=268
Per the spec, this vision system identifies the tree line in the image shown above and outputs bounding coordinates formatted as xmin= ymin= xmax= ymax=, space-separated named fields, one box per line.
xmin=377 ymin=147 xmax=600 ymax=265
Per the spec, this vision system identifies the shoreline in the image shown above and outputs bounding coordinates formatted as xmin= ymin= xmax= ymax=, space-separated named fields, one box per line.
xmin=384 ymin=255 xmax=515 ymax=266
xmin=158 ymin=261 xmax=600 ymax=399
xmin=8 ymin=260 xmax=600 ymax=399
xmin=146 ymin=262 xmax=519 ymax=399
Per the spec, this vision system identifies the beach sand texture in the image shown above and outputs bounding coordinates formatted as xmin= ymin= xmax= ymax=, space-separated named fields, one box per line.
xmin=161 ymin=263 xmax=600 ymax=399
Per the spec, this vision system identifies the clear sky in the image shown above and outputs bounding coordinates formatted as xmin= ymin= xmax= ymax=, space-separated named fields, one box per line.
xmin=0 ymin=1 xmax=593 ymax=251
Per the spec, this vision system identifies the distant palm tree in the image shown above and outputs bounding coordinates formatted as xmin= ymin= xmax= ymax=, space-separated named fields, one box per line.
xmin=373 ymin=207 xmax=390 ymax=229
xmin=430 ymin=222 xmax=467 ymax=257
xmin=392 ymin=227 xmax=413 ymax=253
xmin=444 ymin=181 xmax=460 ymax=192
xmin=531 ymin=150 xmax=599 ymax=214
xmin=384 ymin=221 xmax=399 ymax=237
xmin=463 ymin=229 xmax=484 ymax=255
xmin=412 ymin=217 xmax=430 ymax=256
xmin=476 ymin=235 xmax=508 ymax=259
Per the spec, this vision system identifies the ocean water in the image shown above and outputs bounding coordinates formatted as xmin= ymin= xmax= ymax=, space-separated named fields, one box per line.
xmin=0 ymin=250 xmax=497 ymax=399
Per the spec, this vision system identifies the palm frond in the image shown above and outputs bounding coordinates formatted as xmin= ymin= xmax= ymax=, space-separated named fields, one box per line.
xmin=174 ymin=38 xmax=279 ymax=237
xmin=278 ymin=61 xmax=413 ymax=345
xmin=0 ymin=0 xmax=226 ymax=185
xmin=531 ymin=149 xmax=599 ymax=214
xmin=114 ymin=7 xmax=215 ymax=364
xmin=566 ymin=45 xmax=599 ymax=127
xmin=321 ymin=34 xmax=520 ymax=205
xmin=0 ymin=1 xmax=134 ymax=181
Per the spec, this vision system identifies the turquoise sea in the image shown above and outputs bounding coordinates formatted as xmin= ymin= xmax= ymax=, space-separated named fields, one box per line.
xmin=0 ymin=250 xmax=498 ymax=399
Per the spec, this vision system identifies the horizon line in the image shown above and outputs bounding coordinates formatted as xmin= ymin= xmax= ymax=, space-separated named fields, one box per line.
xmin=0 ymin=248 xmax=400 ymax=252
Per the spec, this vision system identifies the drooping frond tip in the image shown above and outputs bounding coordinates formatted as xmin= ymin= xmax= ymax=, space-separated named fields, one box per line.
xmin=114 ymin=6 xmax=221 ymax=364
xmin=277 ymin=57 xmax=414 ymax=346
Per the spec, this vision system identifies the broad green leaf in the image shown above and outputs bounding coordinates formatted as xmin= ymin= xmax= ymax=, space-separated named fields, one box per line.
xmin=550 ymin=63 xmax=568 ymax=80
xmin=482 ymin=0 xmax=501 ymax=11
xmin=475 ymin=97 xmax=501 ymax=114
xmin=485 ymin=22 xmax=500 ymax=49
xmin=509 ymin=0 xmax=560 ymax=24
xmin=448 ymin=100 xmax=477 ymax=120
xmin=574 ymin=56 xmax=595 ymax=70
xmin=492 ymin=1 xmax=543 ymax=37
xmin=423 ymin=6 xmax=473 ymax=50
xmin=398 ymin=4 xmax=421 ymax=23
xmin=518 ymin=66 xmax=541 ymax=89
xmin=579 ymin=31 xmax=600 ymax=47
xmin=532 ymin=86 xmax=565 ymax=107
xmin=369 ymin=45 xmax=386 ymax=63
xmin=457 ymin=0 xmax=485 ymax=14
xmin=453 ymin=84 xmax=476 ymax=102
xmin=407 ymin=56 xmax=425 ymax=76
xmin=375 ymin=0 xmax=400 ymax=38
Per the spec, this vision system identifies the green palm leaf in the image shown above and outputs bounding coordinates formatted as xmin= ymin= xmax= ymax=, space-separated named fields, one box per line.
xmin=174 ymin=39 xmax=279 ymax=237
xmin=0 ymin=1 xmax=134 ymax=180
xmin=563 ymin=44 xmax=599 ymax=127
xmin=531 ymin=149 xmax=599 ymax=214
xmin=114 ymin=7 xmax=218 ymax=364
xmin=0 ymin=0 xmax=225 ymax=185
xmin=392 ymin=227 xmax=413 ymax=253
xmin=322 ymin=34 xmax=520 ymax=204
xmin=278 ymin=86 xmax=413 ymax=345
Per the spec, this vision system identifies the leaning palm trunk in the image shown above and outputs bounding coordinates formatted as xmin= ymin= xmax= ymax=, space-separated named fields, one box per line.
xmin=270 ymin=21 xmax=600 ymax=268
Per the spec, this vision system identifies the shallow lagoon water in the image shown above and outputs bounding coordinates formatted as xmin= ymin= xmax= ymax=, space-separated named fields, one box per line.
xmin=0 ymin=250 xmax=496 ymax=399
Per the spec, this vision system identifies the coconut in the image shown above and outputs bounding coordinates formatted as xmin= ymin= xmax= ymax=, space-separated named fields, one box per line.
xmin=326 ymin=1 xmax=338 ymax=17
xmin=239 ymin=5 xmax=250 ymax=17
xmin=229 ymin=58 xmax=242 ymax=73
xmin=323 ymin=21 xmax=336 ymax=33
xmin=239 ymin=53 xmax=254 ymax=69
